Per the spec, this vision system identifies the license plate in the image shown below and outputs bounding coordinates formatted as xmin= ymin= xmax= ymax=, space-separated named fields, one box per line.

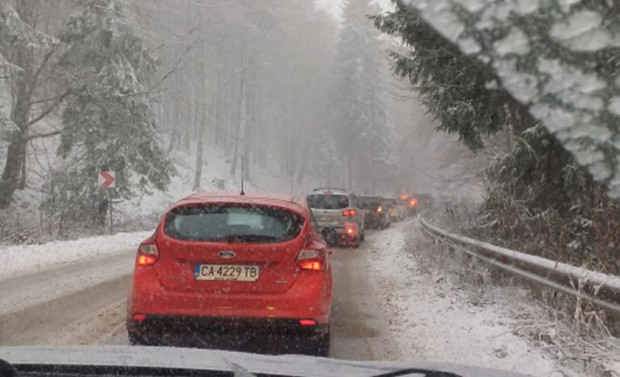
xmin=194 ymin=264 xmax=259 ymax=281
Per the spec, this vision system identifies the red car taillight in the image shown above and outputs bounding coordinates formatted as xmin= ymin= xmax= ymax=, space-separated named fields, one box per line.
xmin=377 ymin=205 xmax=383 ymax=213
xmin=297 ymin=249 xmax=325 ymax=271
xmin=344 ymin=222 xmax=357 ymax=236
xmin=299 ymin=319 xmax=317 ymax=326
xmin=342 ymin=209 xmax=357 ymax=217
xmin=136 ymin=243 xmax=159 ymax=266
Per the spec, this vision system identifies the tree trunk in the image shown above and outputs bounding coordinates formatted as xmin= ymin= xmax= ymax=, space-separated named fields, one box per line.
xmin=347 ymin=157 xmax=353 ymax=189
xmin=18 ymin=143 xmax=27 ymax=190
xmin=0 ymin=137 xmax=28 ymax=207
xmin=230 ymin=72 xmax=246 ymax=177
xmin=0 ymin=1 xmax=35 ymax=208
xmin=193 ymin=108 xmax=206 ymax=191
xmin=95 ymin=196 xmax=109 ymax=227
xmin=243 ymin=70 xmax=254 ymax=181
xmin=167 ymin=128 xmax=178 ymax=153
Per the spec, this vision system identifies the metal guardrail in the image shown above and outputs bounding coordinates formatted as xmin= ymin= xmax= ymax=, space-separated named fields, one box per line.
xmin=419 ymin=216 xmax=620 ymax=314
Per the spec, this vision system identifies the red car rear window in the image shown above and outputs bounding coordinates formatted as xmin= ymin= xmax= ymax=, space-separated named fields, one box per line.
xmin=163 ymin=204 xmax=304 ymax=243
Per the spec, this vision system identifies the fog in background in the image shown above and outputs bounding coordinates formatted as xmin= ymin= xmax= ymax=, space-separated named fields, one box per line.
xmin=133 ymin=0 xmax=485 ymax=197
xmin=0 ymin=0 xmax=487 ymax=217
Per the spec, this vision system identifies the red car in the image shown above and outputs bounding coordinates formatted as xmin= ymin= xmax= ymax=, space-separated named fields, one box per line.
xmin=127 ymin=193 xmax=333 ymax=355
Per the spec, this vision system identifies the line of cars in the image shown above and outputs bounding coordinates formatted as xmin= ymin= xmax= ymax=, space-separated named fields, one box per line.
xmin=306 ymin=187 xmax=427 ymax=248
xmin=125 ymin=188 xmax=432 ymax=357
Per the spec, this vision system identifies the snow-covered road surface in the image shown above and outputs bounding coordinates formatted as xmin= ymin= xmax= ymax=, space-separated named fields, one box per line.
xmin=328 ymin=233 xmax=401 ymax=361
xmin=0 ymin=272 xmax=130 ymax=345
xmin=0 ymin=250 xmax=134 ymax=316
xmin=0 ymin=231 xmax=150 ymax=280
xmin=0 ymin=220 xmax=570 ymax=376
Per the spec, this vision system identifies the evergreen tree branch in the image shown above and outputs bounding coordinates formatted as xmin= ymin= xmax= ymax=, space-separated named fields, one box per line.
xmin=121 ymin=39 xmax=199 ymax=98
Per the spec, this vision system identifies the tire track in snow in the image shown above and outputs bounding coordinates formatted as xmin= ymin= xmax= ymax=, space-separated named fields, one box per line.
xmin=0 ymin=273 xmax=130 ymax=345
xmin=0 ymin=249 xmax=135 ymax=316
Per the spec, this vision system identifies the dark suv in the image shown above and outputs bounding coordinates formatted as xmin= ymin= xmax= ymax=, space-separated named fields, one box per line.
xmin=358 ymin=196 xmax=391 ymax=229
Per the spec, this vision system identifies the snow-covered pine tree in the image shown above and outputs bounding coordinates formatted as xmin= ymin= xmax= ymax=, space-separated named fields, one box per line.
xmin=332 ymin=0 xmax=394 ymax=192
xmin=46 ymin=0 xmax=173 ymax=225
xmin=374 ymin=1 xmax=620 ymax=274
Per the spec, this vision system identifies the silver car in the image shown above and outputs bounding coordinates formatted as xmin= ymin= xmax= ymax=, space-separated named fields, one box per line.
xmin=306 ymin=188 xmax=365 ymax=248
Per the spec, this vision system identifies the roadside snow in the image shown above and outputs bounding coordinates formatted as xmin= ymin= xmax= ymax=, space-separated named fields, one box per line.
xmin=0 ymin=231 xmax=150 ymax=280
xmin=1 ymin=133 xmax=300 ymax=245
xmin=367 ymin=221 xmax=561 ymax=377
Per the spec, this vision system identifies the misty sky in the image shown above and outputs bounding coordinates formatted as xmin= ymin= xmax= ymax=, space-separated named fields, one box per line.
xmin=315 ymin=0 xmax=393 ymax=20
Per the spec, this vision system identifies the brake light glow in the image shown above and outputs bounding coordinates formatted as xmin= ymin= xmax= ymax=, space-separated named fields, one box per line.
xmin=137 ymin=243 xmax=159 ymax=266
xmin=342 ymin=209 xmax=357 ymax=217
xmin=409 ymin=198 xmax=418 ymax=208
xmin=299 ymin=260 xmax=322 ymax=270
xmin=299 ymin=319 xmax=317 ymax=326
xmin=344 ymin=222 xmax=356 ymax=236
xmin=377 ymin=206 xmax=383 ymax=213
xmin=137 ymin=255 xmax=157 ymax=265
xmin=297 ymin=249 xmax=325 ymax=271
xmin=133 ymin=314 xmax=147 ymax=321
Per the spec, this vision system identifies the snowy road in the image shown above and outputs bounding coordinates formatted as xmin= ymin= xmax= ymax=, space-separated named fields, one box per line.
xmin=0 ymin=221 xmax=562 ymax=376
xmin=326 ymin=231 xmax=401 ymax=361
xmin=0 ymin=227 xmax=403 ymax=357
xmin=0 ymin=229 xmax=402 ymax=358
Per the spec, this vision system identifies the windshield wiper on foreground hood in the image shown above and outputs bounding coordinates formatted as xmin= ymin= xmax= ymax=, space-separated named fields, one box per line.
xmin=0 ymin=361 xmax=466 ymax=377
xmin=373 ymin=368 xmax=460 ymax=377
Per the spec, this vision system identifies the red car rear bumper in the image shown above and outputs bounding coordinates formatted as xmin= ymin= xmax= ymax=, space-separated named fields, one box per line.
xmin=127 ymin=266 xmax=332 ymax=326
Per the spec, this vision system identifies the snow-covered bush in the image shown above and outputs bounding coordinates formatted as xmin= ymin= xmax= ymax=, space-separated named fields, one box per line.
xmin=483 ymin=124 xmax=620 ymax=276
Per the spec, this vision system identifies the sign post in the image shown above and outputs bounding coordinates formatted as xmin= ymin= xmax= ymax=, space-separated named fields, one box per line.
xmin=98 ymin=171 xmax=116 ymax=233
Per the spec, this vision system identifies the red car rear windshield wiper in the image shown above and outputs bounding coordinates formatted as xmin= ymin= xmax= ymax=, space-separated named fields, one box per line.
xmin=221 ymin=234 xmax=280 ymax=242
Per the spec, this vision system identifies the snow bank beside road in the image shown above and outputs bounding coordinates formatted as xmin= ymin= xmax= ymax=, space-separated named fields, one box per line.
xmin=367 ymin=221 xmax=559 ymax=377
xmin=0 ymin=231 xmax=150 ymax=280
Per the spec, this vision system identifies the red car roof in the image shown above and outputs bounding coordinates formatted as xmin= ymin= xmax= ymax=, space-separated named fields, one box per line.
xmin=170 ymin=192 xmax=309 ymax=216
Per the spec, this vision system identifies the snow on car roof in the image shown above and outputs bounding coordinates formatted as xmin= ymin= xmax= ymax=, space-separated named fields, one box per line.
xmin=172 ymin=192 xmax=309 ymax=216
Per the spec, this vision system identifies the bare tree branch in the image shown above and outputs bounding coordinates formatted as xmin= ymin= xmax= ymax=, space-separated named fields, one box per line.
xmin=26 ymin=47 xmax=56 ymax=100
xmin=26 ymin=90 xmax=71 ymax=106
xmin=26 ymin=129 xmax=61 ymax=141
xmin=26 ymin=89 xmax=72 ymax=127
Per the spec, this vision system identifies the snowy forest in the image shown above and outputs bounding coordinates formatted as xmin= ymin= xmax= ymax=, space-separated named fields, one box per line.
xmin=0 ymin=0 xmax=480 ymax=241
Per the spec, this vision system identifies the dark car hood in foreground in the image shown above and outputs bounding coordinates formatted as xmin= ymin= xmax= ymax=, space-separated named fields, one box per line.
xmin=0 ymin=345 xmax=530 ymax=377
